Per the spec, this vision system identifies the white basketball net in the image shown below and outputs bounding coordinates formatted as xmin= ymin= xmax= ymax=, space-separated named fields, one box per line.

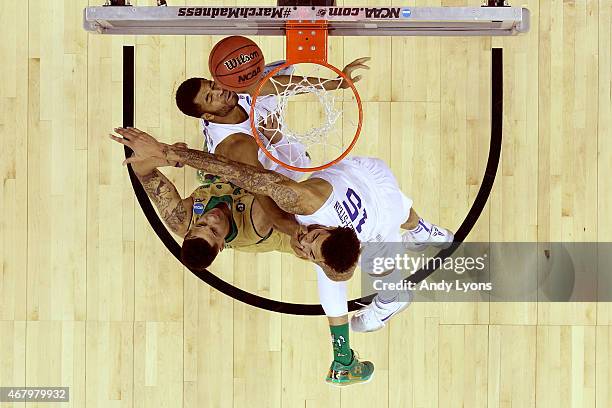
xmin=253 ymin=64 xmax=358 ymax=169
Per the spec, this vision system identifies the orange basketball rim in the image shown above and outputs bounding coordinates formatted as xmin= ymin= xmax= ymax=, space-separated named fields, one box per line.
xmin=249 ymin=21 xmax=363 ymax=172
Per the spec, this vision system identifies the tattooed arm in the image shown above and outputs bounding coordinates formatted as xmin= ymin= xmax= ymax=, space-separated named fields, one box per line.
xmin=111 ymin=127 xmax=325 ymax=215
xmin=214 ymin=133 xmax=300 ymax=236
xmin=131 ymin=159 xmax=192 ymax=237
xmin=165 ymin=145 xmax=318 ymax=215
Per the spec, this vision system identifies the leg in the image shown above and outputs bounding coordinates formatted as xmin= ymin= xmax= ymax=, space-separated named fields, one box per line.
xmin=348 ymin=157 xmax=452 ymax=245
xmin=345 ymin=157 xmax=451 ymax=332
xmin=315 ymin=265 xmax=374 ymax=386
xmin=401 ymin=207 xmax=420 ymax=230
xmin=350 ymin=231 xmax=414 ymax=333
xmin=316 ymin=264 xmax=348 ymax=318
xmin=327 ymin=315 xmax=348 ymax=326
xmin=400 ymin=206 xmax=454 ymax=250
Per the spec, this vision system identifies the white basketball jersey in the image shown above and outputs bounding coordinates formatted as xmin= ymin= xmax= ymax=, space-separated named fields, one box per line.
xmin=296 ymin=158 xmax=388 ymax=243
xmin=200 ymin=94 xmax=303 ymax=181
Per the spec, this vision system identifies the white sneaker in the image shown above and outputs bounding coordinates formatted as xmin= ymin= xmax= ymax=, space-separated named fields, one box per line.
xmin=402 ymin=225 xmax=454 ymax=251
xmin=350 ymin=294 xmax=412 ymax=333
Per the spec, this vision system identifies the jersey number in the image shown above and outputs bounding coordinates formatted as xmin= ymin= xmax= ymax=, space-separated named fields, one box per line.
xmin=342 ymin=188 xmax=367 ymax=233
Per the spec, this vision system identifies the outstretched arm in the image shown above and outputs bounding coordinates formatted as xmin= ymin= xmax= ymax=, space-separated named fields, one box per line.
xmin=254 ymin=57 xmax=370 ymax=95
xmin=165 ymin=145 xmax=314 ymax=215
xmin=110 ymin=128 xmax=317 ymax=215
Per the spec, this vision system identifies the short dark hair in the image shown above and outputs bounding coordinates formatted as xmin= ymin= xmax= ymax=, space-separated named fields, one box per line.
xmin=176 ymin=77 xmax=205 ymax=118
xmin=181 ymin=237 xmax=218 ymax=271
xmin=320 ymin=227 xmax=361 ymax=277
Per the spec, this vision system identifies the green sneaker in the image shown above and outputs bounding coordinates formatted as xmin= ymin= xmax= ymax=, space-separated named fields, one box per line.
xmin=325 ymin=351 xmax=374 ymax=387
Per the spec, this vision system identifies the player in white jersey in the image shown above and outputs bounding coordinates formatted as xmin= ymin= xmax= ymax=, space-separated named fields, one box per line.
xmin=175 ymin=58 xmax=370 ymax=179
xmin=111 ymin=127 xmax=454 ymax=387
xmin=174 ymin=57 xmax=370 ymax=237
xmin=295 ymin=157 xmax=410 ymax=245
xmin=199 ymin=92 xmax=308 ymax=181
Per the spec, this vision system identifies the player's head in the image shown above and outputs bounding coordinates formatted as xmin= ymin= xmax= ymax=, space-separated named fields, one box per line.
xmin=180 ymin=205 xmax=230 ymax=270
xmin=181 ymin=237 xmax=218 ymax=271
xmin=296 ymin=225 xmax=361 ymax=281
xmin=175 ymin=77 xmax=239 ymax=120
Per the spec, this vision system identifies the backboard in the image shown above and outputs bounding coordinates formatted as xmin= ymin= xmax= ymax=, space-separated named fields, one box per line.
xmin=83 ymin=6 xmax=530 ymax=37
xmin=85 ymin=3 xmax=530 ymax=170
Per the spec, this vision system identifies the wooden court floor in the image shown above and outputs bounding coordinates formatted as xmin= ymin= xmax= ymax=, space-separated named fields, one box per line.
xmin=1 ymin=0 xmax=611 ymax=407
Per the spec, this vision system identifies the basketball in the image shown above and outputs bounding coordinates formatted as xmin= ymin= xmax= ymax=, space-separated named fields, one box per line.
xmin=209 ymin=36 xmax=265 ymax=91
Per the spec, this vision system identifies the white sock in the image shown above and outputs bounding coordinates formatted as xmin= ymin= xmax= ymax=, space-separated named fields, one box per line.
xmin=407 ymin=218 xmax=433 ymax=241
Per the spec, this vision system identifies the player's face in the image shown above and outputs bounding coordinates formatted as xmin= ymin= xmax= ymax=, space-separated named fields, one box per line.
xmin=195 ymin=79 xmax=239 ymax=117
xmin=185 ymin=207 xmax=229 ymax=250
xmin=296 ymin=225 xmax=333 ymax=263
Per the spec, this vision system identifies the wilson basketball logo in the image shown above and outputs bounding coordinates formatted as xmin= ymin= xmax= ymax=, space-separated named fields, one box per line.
xmin=223 ymin=51 xmax=260 ymax=71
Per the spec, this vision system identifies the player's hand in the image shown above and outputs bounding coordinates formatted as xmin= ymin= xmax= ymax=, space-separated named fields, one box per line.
xmin=339 ymin=57 xmax=370 ymax=89
xmin=290 ymin=224 xmax=309 ymax=260
xmin=109 ymin=127 xmax=167 ymax=165
xmin=257 ymin=114 xmax=283 ymax=145
xmin=142 ymin=142 xmax=188 ymax=168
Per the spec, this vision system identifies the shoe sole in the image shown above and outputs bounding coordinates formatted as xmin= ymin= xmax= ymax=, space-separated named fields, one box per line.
xmin=326 ymin=371 xmax=374 ymax=388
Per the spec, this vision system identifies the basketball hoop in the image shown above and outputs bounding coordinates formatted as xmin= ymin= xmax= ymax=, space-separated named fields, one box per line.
xmin=249 ymin=22 xmax=363 ymax=172
xmin=84 ymin=4 xmax=530 ymax=172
